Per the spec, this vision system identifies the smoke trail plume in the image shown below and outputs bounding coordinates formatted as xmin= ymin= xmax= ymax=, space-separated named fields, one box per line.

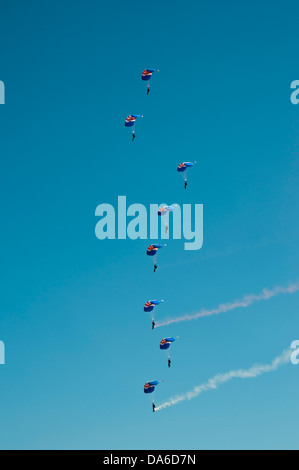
xmin=155 ymin=349 xmax=291 ymax=411
xmin=156 ymin=281 xmax=299 ymax=327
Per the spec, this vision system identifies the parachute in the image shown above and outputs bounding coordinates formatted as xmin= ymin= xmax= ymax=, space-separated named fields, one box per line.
xmin=141 ymin=69 xmax=157 ymax=81
xmin=146 ymin=243 xmax=165 ymax=256
xmin=144 ymin=380 xmax=160 ymax=394
xmin=177 ymin=162 xmax=195 ymax=172
xmin=144 ymin=300 xmax=163 ymax=312
xmin=158 ymin=205 xmax=176 ymax=216
xmin=160 ymin=337 xmax=176 ymax=350
xmin=124 ymin=114 xmax=142 ymax=127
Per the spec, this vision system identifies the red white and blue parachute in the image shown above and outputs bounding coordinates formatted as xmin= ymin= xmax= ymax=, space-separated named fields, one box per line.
xmin=141 ymin=68 xmax=157 ymax=81
xmin=160 ymin=337 xmax=176 ymax=350
xmin=177 ymin=162 xmax=195 ymax=172
xmin=125 ymin=114 xmax=142 ymax=127
xmin=144 ymin=300 xmax=163 ymax=312
xmin=144 ymin=380 xmax=159 ymax=394
xmin=146 ymin=244 xmax=165 ymax=256
xmin=158 ymin=205 xmax=176 ymax=216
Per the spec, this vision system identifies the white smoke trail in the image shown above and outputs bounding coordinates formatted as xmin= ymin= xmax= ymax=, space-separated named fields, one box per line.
xmin=155 ymin=349 xmax=291 ymax=411
xmin=156 ymin=281 xmax=299 ymax=327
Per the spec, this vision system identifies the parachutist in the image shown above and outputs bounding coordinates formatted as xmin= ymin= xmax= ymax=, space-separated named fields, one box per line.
xmin=152 ymin=320 xmax=155 ymax=330
xmin=142 ymin=69 xmax=156 ymax=92
xmin=154 ymin=264 xmax=158 ymax=273
xmin=125 ymin=115 xmax=141 ymax=139
xmin=144 ymin=381 xmax=160 ymax=405
xmin=177 ymin=162 xmax=195 ymax=187
xmin=160 ymin=337 xmax=177 ymax=360
xmin=165 ymin=224 xmax=168 ymax=234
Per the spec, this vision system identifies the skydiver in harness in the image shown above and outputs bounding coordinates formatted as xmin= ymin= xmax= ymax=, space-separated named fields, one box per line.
xmin=152 ymin=402 xmax=156 ymax=413
xmin=152 ymin=320 xmax=155 ymax=330
xmin=184 ymin=179 xmax=187 ymax=190
xmin=147 ymin=85 xmax=150 ymax=95
xmin=154 ymin=263 xmax=158 ymax=273
xmin=165 ymin=224 xmax=168 ymax=234
xmin=168 ymin=357 xmax=171 ymax=368
xmin=132 ymin=131 xmax=136 ymax=142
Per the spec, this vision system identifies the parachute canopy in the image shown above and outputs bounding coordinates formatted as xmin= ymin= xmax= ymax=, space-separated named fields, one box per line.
xmin=146 ymin=244 xmax=165 ymax=256
xmin=141 ymin=69 xmax=156 ymax=81
xmin=125 ymin=114 xmax=142 ymax=127
xmin=158 ymin=205 xmax=176 ymax=216
xmin=144 ymin=380 xmax=159 ymax=394
xmin=144 ymin=300 xmax=163 ymax=312
xmin=177 ymin=162 xmax=194 ymax=172
xmin=160 ymin=337 xmax=176 ymax=350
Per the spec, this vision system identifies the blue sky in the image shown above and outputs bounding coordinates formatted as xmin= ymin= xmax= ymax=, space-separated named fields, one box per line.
xmin=0 ymin=0 xmax=298 ymax=449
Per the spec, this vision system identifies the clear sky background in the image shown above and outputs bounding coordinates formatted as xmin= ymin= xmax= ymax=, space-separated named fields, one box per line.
xmin=0 ymin=0 xmax=298 ymax=450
